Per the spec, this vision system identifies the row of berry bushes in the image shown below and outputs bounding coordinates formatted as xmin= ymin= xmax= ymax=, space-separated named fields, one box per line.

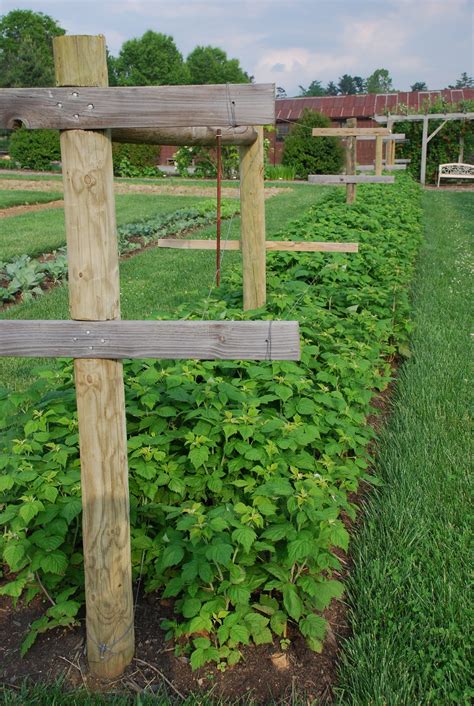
xmin=0 ymin=175 xmax=423 ymax=668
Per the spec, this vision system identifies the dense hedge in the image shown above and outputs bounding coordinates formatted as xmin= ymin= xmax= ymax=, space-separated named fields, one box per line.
xmin=112 ymin=142 xmax=162 ymax=177
xmin=282 ymin=109 xmax=344 ymax=178
xmin=9 ymin=128 xmax=60 ymax=170
xmin=0 ymin=176 xmax=423 ymax=668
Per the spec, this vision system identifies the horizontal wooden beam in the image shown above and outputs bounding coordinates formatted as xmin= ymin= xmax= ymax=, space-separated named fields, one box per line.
xmin=0 ymin=84 xmax=275 ymax=130
xmin=158 ymin=238 xmax=358 ymax=252
xmin=308 ymin=175 xmax=395 ymax=184
xmin=374 ymin=112 xmax=474 ymax=123
xmin=312 ymin=127 xmax=391 ymax=137
xmin=357 ymin=164 xmax=406 ymax=171
xmin=112 ymin=126 xmax=257 ymax=146
xmin=0 ymin=320 xmax=300 ymax=361
xmin=356 ymin=133 xmax=406 ymax=141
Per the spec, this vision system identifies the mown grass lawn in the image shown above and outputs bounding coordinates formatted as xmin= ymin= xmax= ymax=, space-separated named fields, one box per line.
xmin=0 ymin=190 xmax=63 ymax=209
xmin=336 ymin=190 xmax=473 ymax=706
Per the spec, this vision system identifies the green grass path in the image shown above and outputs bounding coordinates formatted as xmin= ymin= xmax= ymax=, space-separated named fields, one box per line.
xmin=336 ymin=191 xmax=473 ymax=705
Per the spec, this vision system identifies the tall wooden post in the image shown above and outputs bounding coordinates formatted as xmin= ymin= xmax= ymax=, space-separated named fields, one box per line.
xmin=345 ymin=118 xmax=357 ymax=204
xmin=239 ymin=126 xmax=266 ymax=310
xmin=420 ymin=114 xmax=429 ymax=185
xmin=53 ymin=35 xmax=134 ymax=678
xmin=375 ymin=135 xmax=383 ymax=175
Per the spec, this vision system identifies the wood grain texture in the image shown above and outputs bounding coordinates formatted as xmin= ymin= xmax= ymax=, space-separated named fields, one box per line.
xmin=0 ymin=320 xmax=301 ymax=360
xmin=75 ymin=358 xmax=134 ymax=676
xmin=375 ymin=135 xmax=383 ymax=176
xmin=239 ymin=126 xmax=266 ymax=310
xmin=111 ymin=126 xmax=257 ymax=146
xmin=356 ymin=133 xmax=406 ymax=141
xmin=312 ymin=127 xmax=390 ymax=137
xmin=157 ymin=239 xmax=358 ymax=252
xmin=357 ymin=164 xmax=406 ymax=172
xmin=308 ymin=175 xmax=395 ymax=184
xmin=0 ymin=84 xmax=275 ymax=129
xmin=345 ymin=118 xmax=357 ymax=204
xmin=54 ymin=34 xmax=133 ymax=679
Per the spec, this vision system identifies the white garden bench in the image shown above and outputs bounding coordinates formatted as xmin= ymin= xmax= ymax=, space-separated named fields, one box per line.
xmin=437 ymin=162 xmax=474 ymax=187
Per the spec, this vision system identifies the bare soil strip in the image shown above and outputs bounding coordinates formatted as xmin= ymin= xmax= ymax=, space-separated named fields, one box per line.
xmin=0 ymin=178 xmax=290 ymax=200
xmin=0 ymin=199 xmax=64 ymax=218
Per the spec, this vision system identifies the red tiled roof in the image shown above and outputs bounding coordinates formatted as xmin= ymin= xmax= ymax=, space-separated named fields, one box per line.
xmin=275 ymin=89 xmax=474 ymax=121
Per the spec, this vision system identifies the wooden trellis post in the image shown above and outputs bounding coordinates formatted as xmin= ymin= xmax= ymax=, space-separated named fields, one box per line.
xmin=0 ymin=35 xmax=300 ymax=679
xmin=310 ymin=126 xmax=393 ymax=202
xmin=345 ymin=118 xmax=357 ymax=203
xmin=54 ymin=34 xmax=133 ymax=678
xmin=375 ymin=135 xmax=383 ymax=176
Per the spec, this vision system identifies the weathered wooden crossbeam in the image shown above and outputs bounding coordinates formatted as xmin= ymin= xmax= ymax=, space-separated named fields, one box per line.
xmin=357 ymin=164 xmax=406 ymax=171
xmin=356 ymin=133 xmax=406 ymax=141
xmin=158 ymin=238 xmax=359 ymax=252
xmin=111 ymin=126 xmax=257 ymax=146
xmin=0 ymin=320 xmax=300 ymax=361
xmin=308 ymin=175 xmax=395 ymax=184
xmin=0 ymin=84 xmax=275 ymax=130
xmin=312 ymin=127 xmax=391 ymax=137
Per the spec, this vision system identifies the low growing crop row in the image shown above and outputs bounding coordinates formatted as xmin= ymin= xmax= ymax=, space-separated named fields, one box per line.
xmin=0 ymin=200 xmax=238 ymax=304
xmin=0 ymin=176 xmax=422 ymax=669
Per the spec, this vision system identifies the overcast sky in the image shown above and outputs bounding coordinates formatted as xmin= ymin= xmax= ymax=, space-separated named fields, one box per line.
xmin=2 ymin=0 xmax=473 ymax=95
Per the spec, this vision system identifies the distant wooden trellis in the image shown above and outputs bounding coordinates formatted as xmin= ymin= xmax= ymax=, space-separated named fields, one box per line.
xmin=309 ymin=119 xmax=395 ymax=202
xmin=374 ymin=111 xmax=474 ymax=184
xmin=0 ymin=35 xmax=301 ymax=679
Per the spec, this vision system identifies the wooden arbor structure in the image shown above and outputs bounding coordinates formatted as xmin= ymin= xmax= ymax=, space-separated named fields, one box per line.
xmin=374 ymin=111 xmax=474 ymax=185
xmin=0 ymin=35 xmax=302 ymax=678
xmin=308 ymin=119 xmax=395 ymax=203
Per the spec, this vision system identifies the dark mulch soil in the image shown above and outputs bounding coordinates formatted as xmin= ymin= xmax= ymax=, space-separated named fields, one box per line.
xmin=0 ymin=369 xmax=399 ymax=704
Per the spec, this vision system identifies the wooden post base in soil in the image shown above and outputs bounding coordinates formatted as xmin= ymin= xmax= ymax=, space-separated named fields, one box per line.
xmin=239 ymin=126 xmax=266 ymax=310
xmin=53 ymin=34 xmax=134 ymax=678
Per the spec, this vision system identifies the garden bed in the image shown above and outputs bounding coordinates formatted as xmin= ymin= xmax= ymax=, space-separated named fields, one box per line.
xmin=0 ymin=175 xmax=424 ymax=702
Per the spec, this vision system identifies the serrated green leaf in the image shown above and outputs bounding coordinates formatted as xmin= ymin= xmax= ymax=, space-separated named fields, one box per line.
xmin=182 ymin=598 xmax=201 ymax=618
xmin=205 ymin=543 xmax=232 ymax=565
xmin=189 ymin=445 xmax=209 ymax=469
xmin=282 ymin=583 xmax=303 ymax=621
xmin=232 ymin=526 xmax=256 ymax=553
xmin=40 ymin=550 xmax=68 ymax=575
xmin=0 ymin=474 xmax=14 ymax=492
xmin=161 ymin=544 xmax=184 ymax=568
xmin=3 ymin=542 xmax=26 ymax=571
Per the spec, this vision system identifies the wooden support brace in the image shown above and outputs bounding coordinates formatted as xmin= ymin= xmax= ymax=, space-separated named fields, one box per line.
xmin=0 ymin=320 xmax=300 ymax=360
xmin=375 ymin=136 xmax=383 ymax=176
xmin=157 ymin=239 xmax=359 ymax=252
xmin=309 ymin=174 xmax=394 ymax=184
xmin=345 ymin=118 xmax=357 ymax=204
xmin=311 ymin=127 xmax=391 ymax=137
xmin=357 ymin=164 xmax=406 ymax=172
xmin=0 ymin=84 xmax=275 ymax=129
xmin=239 ymin=126 xmax=266 ymax=310
xmin=53 ymin=33 xmax=133 ymax=680
xmin=111 ymin=126 xmax=257 ymax=146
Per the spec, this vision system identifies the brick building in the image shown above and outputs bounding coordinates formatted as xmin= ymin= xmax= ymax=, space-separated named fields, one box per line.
xmin=158 ymin=89 xmax=474 ymax=168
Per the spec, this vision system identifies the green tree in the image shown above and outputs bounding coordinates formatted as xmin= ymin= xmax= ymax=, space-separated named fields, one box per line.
xmin=0 ymin=9 xmax=65 ymax=87
xmin=326 ymin=81 xmax=338 ymax=96
xmin=282 ymin=109 xmax=344 ymax=179
xmin=337 ymin=74 xmax=358 ymax=95
xmin=114 ymin=30 xmax=189 ymax=85
xmin=411 ymin=81 xmax=428 ymax=91
xmin=186 ymin=45 xmax=249 ymax=84
xmin=353 ymin=76 xmax=366 ymax=93
xmin=366 ymin=68 xmax=394 ymax=93
xmin=449 ymin=72 xmax=474 ymax=89
xmin=298 ymin=80 xmax=326 ymax=97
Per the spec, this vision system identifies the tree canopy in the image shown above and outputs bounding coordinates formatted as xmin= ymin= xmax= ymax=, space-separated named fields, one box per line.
xmin=186 ymin=45 xmax=249 ymax=84
xmin=449 ymin=72 xmax=474 ymax=89
xmin=411 ymin=81 xmax=428 ymax=92
xmin=298 ymin=80 xmax=326 ymax=97
xmin=113 ymin=30 xmax=189 ymax=86
xmin=0 ymin=9 xmax=65 ymax=87
xmin=366 ymin=68 xmax=394 ymax=94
